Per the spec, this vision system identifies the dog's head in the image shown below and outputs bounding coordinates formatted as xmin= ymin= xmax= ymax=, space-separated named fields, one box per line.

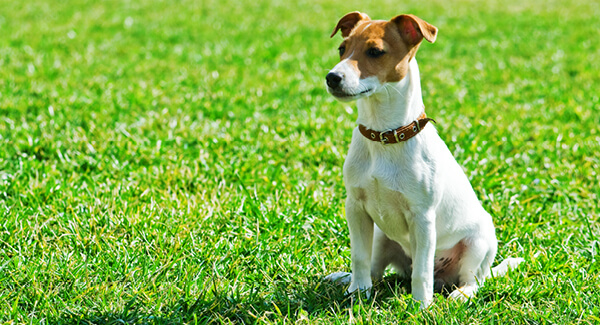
xmin=326 ymin=12 xmax=437 ymax=101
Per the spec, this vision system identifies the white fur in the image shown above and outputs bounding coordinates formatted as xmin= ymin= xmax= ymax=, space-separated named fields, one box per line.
xmin=326 ymin=58 xmax=523 ymax=308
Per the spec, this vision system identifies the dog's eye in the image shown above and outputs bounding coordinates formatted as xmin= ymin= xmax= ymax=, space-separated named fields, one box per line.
xmin=338 ymin=46 xmax=346 ymax=57
xmin=366 ymin=48 xmax=385 ymax=58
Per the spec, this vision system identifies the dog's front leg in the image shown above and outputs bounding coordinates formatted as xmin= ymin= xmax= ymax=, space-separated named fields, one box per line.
xmin=346 ymin=199 xmax=374 ymax=296
xmin=410 ymin=210 xmax=436 ymax=308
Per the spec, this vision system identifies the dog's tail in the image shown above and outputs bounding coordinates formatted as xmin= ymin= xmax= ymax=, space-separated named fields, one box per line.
xmin=489 ymin=257 xmax=525 ymax=278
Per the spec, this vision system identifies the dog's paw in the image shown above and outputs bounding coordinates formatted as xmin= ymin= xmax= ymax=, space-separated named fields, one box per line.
xmin=491 ymin=257 xmax=525 ymax=277
xmin=325 ymin=272 xmax=372 ymax=299
xmin=504 ymin=257 xmax=525 ymax=269
xmin=416 ymin=298 xmax=433 ymax=310
xmin=324 ymin=271 xmax=352 ymax=285
xmin=448 ymin=284 xmax=478 ymax=302
xmin=347 ymin=280 xmax=373 ymax=299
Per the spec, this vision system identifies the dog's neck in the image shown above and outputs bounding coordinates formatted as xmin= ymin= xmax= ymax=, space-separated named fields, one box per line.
xmin=356 ymin=58 xmax=425 ymax=131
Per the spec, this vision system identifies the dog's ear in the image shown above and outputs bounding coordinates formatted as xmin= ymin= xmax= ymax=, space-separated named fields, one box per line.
xmin=391 ymin=14 xmax=438 ymax=45
xmin=330 ymin=11 xmax=371 ymax=38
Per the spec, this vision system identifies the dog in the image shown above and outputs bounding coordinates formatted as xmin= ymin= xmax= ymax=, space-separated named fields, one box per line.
xmin=324 ymin=11 xmax=523 ymax=308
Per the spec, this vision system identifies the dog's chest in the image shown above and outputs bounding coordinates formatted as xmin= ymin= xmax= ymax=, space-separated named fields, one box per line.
xmin=351 ymin=173 xmax=413 ymax=245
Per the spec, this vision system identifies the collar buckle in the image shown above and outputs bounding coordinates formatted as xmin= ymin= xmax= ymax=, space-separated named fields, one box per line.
xmin=379 ymin=130 xmax=392 ymax=145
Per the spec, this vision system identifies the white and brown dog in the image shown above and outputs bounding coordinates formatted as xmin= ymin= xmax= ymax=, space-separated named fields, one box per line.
xmin=324 ymin=12 xmax=523 ymax=308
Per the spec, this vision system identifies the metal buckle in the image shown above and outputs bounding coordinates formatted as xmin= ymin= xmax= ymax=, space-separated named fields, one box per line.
xmin=380 ymin=130 xmax=392 ymax=144
xmin=414 ymin=120 xmax=421 ymax=132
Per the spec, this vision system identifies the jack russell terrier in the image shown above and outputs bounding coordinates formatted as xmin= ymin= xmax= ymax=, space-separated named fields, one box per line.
xmin=324 ymin=11 xmax=523 ymax=308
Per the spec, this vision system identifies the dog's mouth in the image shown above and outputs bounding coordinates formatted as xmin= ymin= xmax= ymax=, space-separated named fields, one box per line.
xmin=328 ymin=87 xmax=374 ymax=101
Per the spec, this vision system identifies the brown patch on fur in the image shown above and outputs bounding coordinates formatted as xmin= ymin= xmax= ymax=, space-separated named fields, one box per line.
xmin=433 ymin=240 xmax=467 ymax=292
xmin=330 ymin=11 xmax=371 ymax=38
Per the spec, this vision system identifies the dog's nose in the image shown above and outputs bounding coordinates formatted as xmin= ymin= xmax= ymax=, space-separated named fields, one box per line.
xmin=326 ymin=72 xmax=343 ymax=88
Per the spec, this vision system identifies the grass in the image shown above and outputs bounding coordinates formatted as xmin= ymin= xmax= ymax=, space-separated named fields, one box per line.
xmin=0 ymin=0 xmax=599 ymax=323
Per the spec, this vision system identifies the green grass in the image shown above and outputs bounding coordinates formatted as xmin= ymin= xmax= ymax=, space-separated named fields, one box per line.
xmin=1 ymin=0 xmax=599 ymax=323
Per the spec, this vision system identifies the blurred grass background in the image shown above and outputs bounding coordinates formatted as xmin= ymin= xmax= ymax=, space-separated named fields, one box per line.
xmin=0 ymin=0 xmax=599 ymax=323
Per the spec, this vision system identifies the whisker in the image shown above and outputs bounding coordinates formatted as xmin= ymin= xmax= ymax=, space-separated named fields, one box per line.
xmin=385 ymin=83 xmax=406 ymax=99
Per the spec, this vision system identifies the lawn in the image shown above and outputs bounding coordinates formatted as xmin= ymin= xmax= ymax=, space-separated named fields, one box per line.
xmin=0 ymin=0 xmax=599 ymax=323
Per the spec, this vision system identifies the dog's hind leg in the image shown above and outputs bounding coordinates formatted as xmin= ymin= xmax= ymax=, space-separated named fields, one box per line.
xmin=448 ymin=236 xmax=497 ymax=301
xmin=371 ymin=225 xmax=411 ymax=281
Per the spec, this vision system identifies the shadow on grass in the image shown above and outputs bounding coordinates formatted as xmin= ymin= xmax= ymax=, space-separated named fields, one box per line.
xmin=48 ymin=275 xmax=414 ymax=324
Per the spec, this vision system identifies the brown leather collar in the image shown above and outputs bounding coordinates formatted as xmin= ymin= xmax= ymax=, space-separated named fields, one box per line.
xmin=358 ymin=112 xmax=435 ymax=145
